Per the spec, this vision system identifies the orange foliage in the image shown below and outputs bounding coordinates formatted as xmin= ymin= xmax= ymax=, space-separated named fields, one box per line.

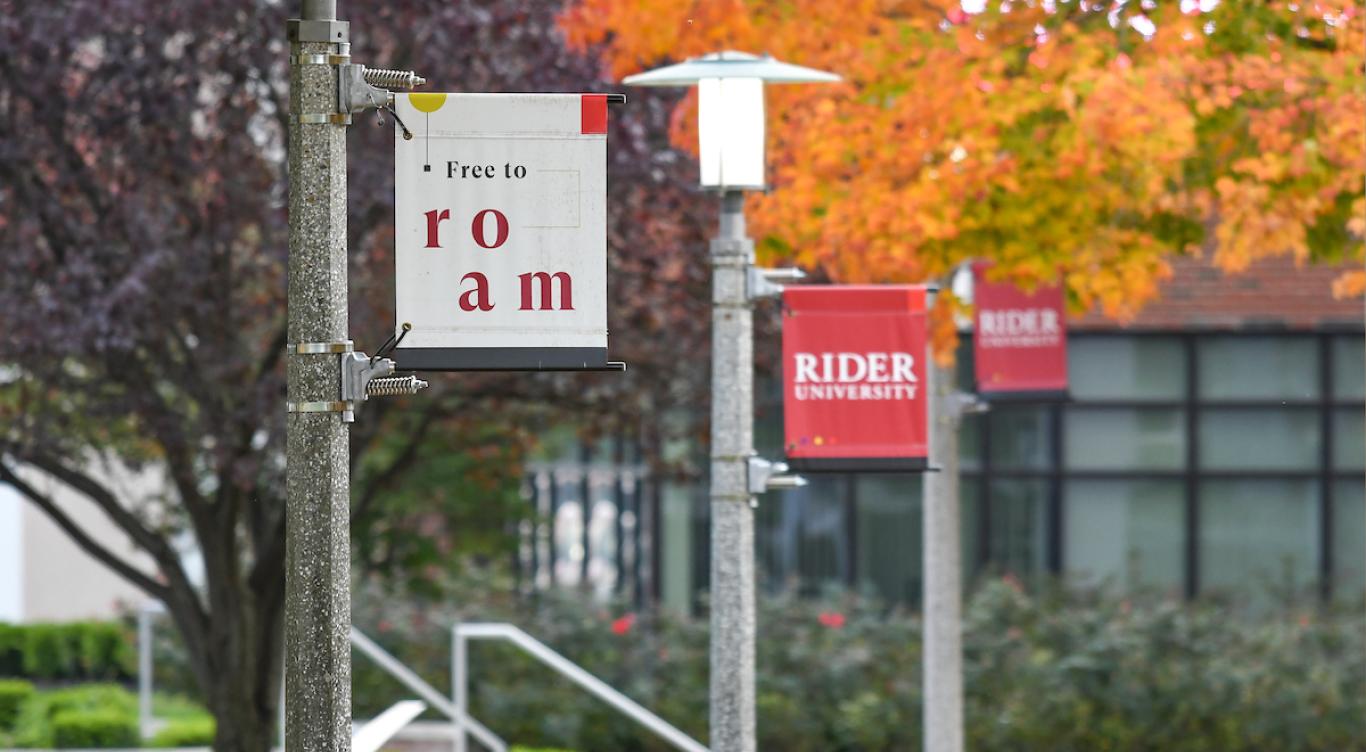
xmin=562 ymin=0 xmax=1366 ymax=323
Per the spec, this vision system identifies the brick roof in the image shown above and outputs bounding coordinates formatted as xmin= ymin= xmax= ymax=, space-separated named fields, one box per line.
xmin=1072 ymin=255 xmax=1364 ymax=331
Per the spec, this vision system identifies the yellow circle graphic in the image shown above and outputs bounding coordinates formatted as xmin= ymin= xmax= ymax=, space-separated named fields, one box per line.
xmin=409 ymin=92 xmax=447 ymax=113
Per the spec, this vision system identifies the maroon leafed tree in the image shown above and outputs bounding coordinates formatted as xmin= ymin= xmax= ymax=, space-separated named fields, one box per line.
xmin=0 ymin=1 xmax=711 ymax=748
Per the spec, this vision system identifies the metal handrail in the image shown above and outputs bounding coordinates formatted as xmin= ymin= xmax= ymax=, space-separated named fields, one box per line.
xmin=453 ymin=622 xmax=709 ymax=752
xmin=350 ymin=627 xmax=508 ymax=752
xmin=353 ymin=700 xmax=427 ymax=752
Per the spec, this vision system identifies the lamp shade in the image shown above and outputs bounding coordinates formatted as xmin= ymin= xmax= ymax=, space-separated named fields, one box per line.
xmin=698 ymin=77 xmax=765 ymax=189
xmin=624 ymin=51 xmax=839 ymax=190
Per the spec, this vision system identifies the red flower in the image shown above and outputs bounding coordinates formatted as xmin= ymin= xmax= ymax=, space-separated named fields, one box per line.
xmin=611 ymin=613 xmax=636 ymax=635
xmin=377 ymin=619 xmax=393 ymax=634
xmin=818 ymin=612 xmax=846 ymax=630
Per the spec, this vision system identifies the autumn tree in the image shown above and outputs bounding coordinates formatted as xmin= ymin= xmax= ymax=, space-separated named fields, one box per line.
xmin=0 ymin=1 xmax=709 ymax=749
xmin=562 ymin=0 xmax=1365 ymax=325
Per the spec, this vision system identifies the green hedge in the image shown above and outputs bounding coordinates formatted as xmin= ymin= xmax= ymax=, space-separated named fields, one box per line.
xmin=0 ymin=624 xmax=24 ymax=676
xmin=12 ymin=684 xmax=138 ymax=748
xmin=50 ymin=709 xmax=139 ymax=749
xmin=351 ymin=576 xmax=1366 ymax=752
xmin=0 ymin=679 xmax=35 ymax=731
xmin=0 ymin=622 xmax=134 ymax=682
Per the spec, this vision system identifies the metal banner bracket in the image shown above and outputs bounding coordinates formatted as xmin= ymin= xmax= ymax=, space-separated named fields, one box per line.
xmin=747 ymin=266 xmax=806 ymax=300
xmin=747 ymin=456 xmax=807 ymax=503
xmin=285 ymin=343 xmax=428 ymax=423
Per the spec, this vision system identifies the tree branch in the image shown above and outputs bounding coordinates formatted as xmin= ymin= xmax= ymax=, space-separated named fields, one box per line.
xmin=0 ymin=445 xmax=207 ymax=616
xmin=0 ymin=459 xmax=169 ymax=600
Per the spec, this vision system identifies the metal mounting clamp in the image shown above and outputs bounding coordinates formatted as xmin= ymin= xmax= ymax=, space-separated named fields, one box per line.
xmin=290 ymin=53 xmax=350 ymax=66
xmin=748 ymin=456 xmax=808 ymax=498
xmin=339 ymin=64 xmax=426 ymax=116
xmin=291 ymin=340 xmax=354 ymax=354
xmin=748 ymin=266 xmax=806 ymax=300
xmin=285 ymin=346 xmax=429 ymax=423
xmin=287 ymin=400 xmax=350 ymax=414
xmin=341 ymin=352 xmax=429 ymax=404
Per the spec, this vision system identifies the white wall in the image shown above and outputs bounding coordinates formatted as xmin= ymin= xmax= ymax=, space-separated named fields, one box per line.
xmin=0 ymin=485 xmax=23 ymax=622
xmin=14 ymin=462 xmax=158 ymax=623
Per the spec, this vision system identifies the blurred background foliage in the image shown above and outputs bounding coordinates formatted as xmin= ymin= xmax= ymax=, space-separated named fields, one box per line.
xmin=343 ymin=573 xmax=1366 ymax=752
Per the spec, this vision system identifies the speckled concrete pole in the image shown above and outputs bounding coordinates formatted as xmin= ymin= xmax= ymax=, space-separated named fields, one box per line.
xmin=923 ymin=355 xmax=964 ymax=752
xmin=286 ymin=1 xmax=352 ymax=750
xmin=709 ymin=190 xmax=756 ymax=752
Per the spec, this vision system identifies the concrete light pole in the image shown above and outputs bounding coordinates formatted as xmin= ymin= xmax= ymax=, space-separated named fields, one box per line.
xmin=923 ymin=357 xmax=965 ymax=752
xmin=285 ymin=2 xmax=424 ymax=747
xmin=708 ymin=190 xmax=758 ymax=750
xmin=923 ymin=267 xmax=987 ymax=752
xmin=624 ymin=53 xmax=836 ymax=752
xmin=285 ymin=1 xmax=353 ymax=748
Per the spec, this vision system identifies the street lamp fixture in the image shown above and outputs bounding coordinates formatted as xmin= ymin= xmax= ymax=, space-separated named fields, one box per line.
xmin=623 ymin=51 xmax=839 ymax=190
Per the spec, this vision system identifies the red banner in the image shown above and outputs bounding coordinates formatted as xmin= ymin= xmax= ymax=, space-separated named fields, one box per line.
xmin=782 ymin=286 xmax=929 ymax=471
xmin=972 ymin=263 xmax=1068 ymax=396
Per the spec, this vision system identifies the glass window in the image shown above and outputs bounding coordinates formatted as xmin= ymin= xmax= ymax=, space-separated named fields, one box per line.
xmin=988 ymin=479 xmax=1050 ymax=582
xmin=660 ymin=483 xmax=699 ymax=614
xmin=855 ymin=475 xmax=921 ymax=604
xmin=754 ymin=375 xmax=785 ymax=457
xmin=1200 ymin=479 xmax=1319 ymax=601
xmin=1070 ymin=336 xmax=1185 ymax=400
xmin=1333 ymin=481 xmax=1365 ymax=604
xmin=1199 ymin=409 xmax=1319 ymax=471
xmin=1064 ymin=480 xmax=1184 ymax=593
xmin=956 ymin=338 xmax=976 ymax=393
xmin=1065 ymin=408 xmax=1185 ymax=470
xmin=1198 ymin=336 xmax=1318 ymax=400
xmin=1332 ymin=408 xmax=1364 ymax=472
xmin=757 ymin=476 xmax=849 ymax=589
xmin=961 ymin=480 xmax=981 ymax=589
xmin=960 ymin=413 xmax=983 ymax=471
xmin=989 ymin=406 xmax=1052 ymax=470
xmin=1333 ymin=336 xmax=1364 ymax=401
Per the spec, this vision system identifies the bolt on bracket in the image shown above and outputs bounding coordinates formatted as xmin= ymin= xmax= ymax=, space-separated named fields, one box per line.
xmin=748 ymin=266 xmax=806 ymax=300
xmin=337 ymin=352 xmax=429 ymax=422
xmin=339 ymin=64 xmax=426 ymax=115
xmin=748 ymin=456 xmax=808 ymax=497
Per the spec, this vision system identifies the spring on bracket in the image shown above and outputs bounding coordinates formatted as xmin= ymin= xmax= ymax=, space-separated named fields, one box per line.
xmin=366 ymin=375 xmax=429 ymax=397
xmin=363 ymin=67 xmax=426 ymax=90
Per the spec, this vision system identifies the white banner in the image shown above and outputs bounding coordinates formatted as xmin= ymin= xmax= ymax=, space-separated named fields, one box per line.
xmin=393 ymin=92 xmax=610 ymax=370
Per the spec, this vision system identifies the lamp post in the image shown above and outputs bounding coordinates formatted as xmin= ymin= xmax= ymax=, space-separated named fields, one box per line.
xmin=625 ymin=52 xmax=837 ymax=752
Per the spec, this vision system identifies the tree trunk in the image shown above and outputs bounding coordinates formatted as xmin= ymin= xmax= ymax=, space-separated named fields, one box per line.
xmin=191 ymin=557 xmax=285 ymax=752
xmin=210 ymin=692 xmax=277 ymax=752
xmin=201 ymin=612 xmax=283 ymax=752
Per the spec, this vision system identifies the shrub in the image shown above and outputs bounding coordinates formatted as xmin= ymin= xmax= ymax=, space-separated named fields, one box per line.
xmin=78 ymin=622 xmax=135 ymax=680
xmin=22 ymin=624 xmax=77 ymax=679
xmin=12 ymin=684 xmax=139 ymax=747
xmin=43 ymin=684 xmax=138 ymax=719
xmin=350 ymin=575 xmax=1366 ymax=752
xmin=0 ymin=679 xmax=35 ymax=731
xmin=0 ymin=622 xmax=135 ymax=681
xmin=50 ymin=709 xmax=139 ymax=749
xmin=0 ymin=624 xmax=24 ymax=676
xmin=149 ymin=716 xmax=216 ymax=747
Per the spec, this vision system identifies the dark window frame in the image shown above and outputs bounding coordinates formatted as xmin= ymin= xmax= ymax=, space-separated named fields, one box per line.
xmin=965 ymin=328 xmax=1364 ymax=603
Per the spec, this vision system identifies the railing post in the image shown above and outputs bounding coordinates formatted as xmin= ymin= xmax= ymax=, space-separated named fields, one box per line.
xmin=137 ymin=603 xmax=153 ymax=739
xmin=452 ymin=623 xmax=467 ymax=752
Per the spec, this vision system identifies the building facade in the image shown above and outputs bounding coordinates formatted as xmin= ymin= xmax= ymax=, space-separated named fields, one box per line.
xmin=522 ymin=257 xmax=1365 ymax=611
